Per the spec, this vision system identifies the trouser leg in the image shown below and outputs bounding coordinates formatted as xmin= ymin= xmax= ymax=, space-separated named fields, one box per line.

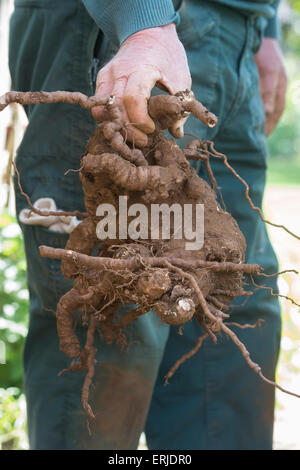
xmin=146 ymin=1 xmax=281 ymax=450
xmin=10 ymin=1 xmax=169 ymax=449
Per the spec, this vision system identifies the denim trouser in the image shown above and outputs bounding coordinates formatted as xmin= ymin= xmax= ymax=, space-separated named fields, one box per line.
xmin=9 ymin=0 xmax=281 ymax=449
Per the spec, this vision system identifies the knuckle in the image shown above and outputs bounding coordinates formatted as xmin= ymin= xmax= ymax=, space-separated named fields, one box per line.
xmin=110 ymin=60 xmax=124 ymax=75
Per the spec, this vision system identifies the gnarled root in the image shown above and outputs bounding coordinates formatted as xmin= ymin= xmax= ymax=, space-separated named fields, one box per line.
xmin=5 ymin=89 xmax=300 ymax=419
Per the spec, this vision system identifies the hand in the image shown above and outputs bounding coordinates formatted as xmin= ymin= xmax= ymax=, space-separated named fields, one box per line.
xmin=92 ymin=23 xmax=192 ymax=147
xmin=254 ymin=37 xmax=287 ymax=136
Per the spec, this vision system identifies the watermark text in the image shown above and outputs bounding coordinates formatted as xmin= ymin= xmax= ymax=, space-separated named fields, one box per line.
xmin=96 ymin=196 xmax=204 ymax=250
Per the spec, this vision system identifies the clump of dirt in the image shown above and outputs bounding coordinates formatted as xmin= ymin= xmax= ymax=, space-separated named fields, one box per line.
xmin=2 ymin=89 xmax=300 ymax=419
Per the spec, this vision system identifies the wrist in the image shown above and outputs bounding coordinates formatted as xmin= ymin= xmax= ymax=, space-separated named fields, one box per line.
xmin=123 ymin=23 xmax=178 ymax=45
xmin=257 ymin=37 xmax=284 ymax=61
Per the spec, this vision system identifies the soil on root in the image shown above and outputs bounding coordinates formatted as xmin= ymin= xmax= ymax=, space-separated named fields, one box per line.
xmin=2 ymin=89 xmax=300 ymax=421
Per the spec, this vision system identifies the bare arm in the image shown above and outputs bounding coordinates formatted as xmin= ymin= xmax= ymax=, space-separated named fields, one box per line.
xmin=254 ymin=37 xmax=287 ymax=136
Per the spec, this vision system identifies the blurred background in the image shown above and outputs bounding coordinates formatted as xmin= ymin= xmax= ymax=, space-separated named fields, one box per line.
xmin=0 ymin=0 xmax=300 ymax=450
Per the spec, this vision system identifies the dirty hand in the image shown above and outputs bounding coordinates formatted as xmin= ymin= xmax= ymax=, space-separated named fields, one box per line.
xmin=254 ymin=37 xmax=287 ymax=136
xmin=92 ymin=23 xmax=191 ymax=147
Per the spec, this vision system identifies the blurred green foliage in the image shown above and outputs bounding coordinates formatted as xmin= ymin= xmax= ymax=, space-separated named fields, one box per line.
xmin=289 ymin=0 xmax=300 ymax=11
xmin=0 ymin=212 xmax=28 ymax=449
xmin=282 ymin=1 xmax=300 ymax=54
xmin=0 ymin=212 xmax=28 ymax=390
xmin=0 ymin=388 xmax=28 ymax=450
xmin=267 ymin=61 xmax=300 ymax=163
xmin=266 ymin=1 xmax=300 ymax=184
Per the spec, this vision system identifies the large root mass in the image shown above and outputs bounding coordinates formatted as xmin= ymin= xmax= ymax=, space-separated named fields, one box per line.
xmin=2 ymin=89 xmax=300 ymax=420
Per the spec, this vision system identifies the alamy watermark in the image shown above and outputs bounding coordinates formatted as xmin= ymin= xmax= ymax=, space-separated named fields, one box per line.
xmin=95 ymin=196 xmax=204 ymax=251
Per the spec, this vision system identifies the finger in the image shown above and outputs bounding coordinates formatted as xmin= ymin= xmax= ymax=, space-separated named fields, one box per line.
xmin=92 ymin=69 xmax=113 ymax=122
xmin=259 ymin=73 xmax=278 ymax=136
xmin=123 ymin=70 xmax=161 ymax=134
xmin=120 ymin=125 xmax=148 ymax=148
xmin=260 ymin=73 xmax=278 ymax=116
xmin=112 ymin=77 xmax=148 ymax=147
xmin=265 ymin=72 xmax=287 ymax=136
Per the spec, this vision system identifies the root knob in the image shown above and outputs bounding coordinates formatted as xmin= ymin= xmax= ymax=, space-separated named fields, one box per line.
xmin=137 ymin=270 xmax=171 ymax=300
xmin=155 ymin=297 xmax=195 ymax=325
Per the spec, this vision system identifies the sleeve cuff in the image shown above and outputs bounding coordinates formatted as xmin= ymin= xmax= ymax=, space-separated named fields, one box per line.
xmin=264 ymin=15 xmax=280 ymax=38
xmin=82 ymin=0 xmax=180 ymax=47
xmin=264 ymin=0 xmax=280 ymax=39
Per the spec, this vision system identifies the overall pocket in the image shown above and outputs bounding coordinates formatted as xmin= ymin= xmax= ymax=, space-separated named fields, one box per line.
xmin=176 ymin=1 xmax=220 ymax=132
xmin=177 ymin=1 xmax=217 ymax=50
xmin=177 ymin=1 xmax=220 ymax=109
xmin=22 ymin=224 xmax=72 ymax=317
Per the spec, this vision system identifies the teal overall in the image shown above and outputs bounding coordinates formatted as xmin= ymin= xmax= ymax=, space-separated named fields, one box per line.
xmin=9 ymin=0 xmax=281 ymax=449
